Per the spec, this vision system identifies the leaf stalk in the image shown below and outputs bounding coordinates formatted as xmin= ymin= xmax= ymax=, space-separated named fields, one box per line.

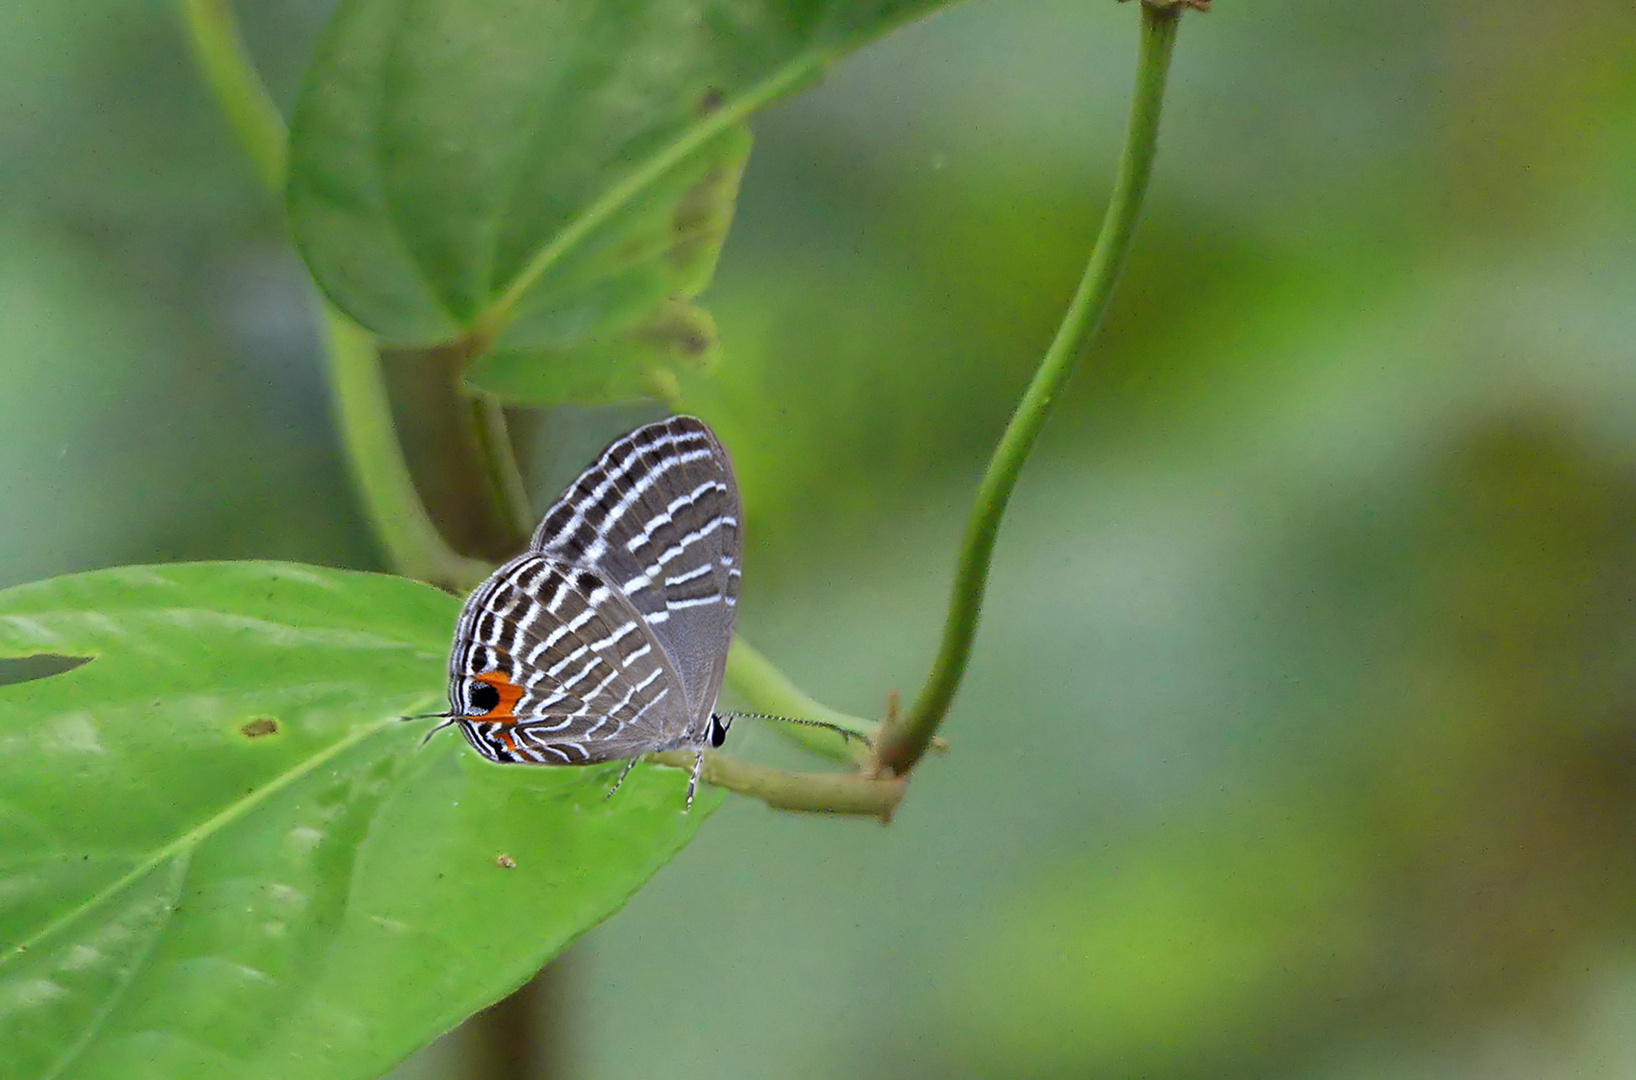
xmin=178 ymin=0 xmax=286 ymax=191
xmin=179 ymin=0 xmax=503 ymax=593
xmin=651 ymin=751 xmax=906 ymax=821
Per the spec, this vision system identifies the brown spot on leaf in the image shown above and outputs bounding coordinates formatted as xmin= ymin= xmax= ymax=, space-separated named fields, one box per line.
xmin=240 ymin=718 xmax=279 ymax=738
xmin=679 ymin=328 xmax=710 ymax=356
xmin=698 ymin=87 xmax=726 ymax=114
xmin=495 ymin=853 xmax=517 ymax=869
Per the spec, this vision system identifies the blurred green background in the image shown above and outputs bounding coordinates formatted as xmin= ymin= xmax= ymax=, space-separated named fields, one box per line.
xmin=6 ymin=0 xmax=1636 ymax=1077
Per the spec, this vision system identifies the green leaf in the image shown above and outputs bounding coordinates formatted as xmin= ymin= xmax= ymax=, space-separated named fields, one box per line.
xmin=467 ymin=299 xmax=719 ymax=405
xmin=284 ymin=0 xmax=952 ymax=367
xmin=0 ymin=562 xmax=718 ymax=1080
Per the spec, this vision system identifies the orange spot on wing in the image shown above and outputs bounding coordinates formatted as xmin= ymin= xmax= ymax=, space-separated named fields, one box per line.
xmin=474 ymin=671 xmax=525 ymax=721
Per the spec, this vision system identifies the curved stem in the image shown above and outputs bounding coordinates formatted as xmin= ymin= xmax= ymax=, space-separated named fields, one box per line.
xmin=875 ymin=4 xmax=1182 ymax=775
xmin=177 ymin=0 xmax=500 ymax=593
xmin=650 ymin=750 xmax=905 ymax=821
xmin=178 ymin=0 xmax=287 ymax=192
xmin=325 ymin=313 xmax=497 ymax=592
xmin=472 ymin=394 xmax=537 ymax=542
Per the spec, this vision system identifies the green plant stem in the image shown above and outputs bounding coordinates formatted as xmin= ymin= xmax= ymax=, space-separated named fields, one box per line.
xmin=179 ymin=10 xmax=556 ymax=1075
xmin=179 ymin=0 xmax=500 ymax=593
xmin=325 ymin=314 xmax=496 ymax=592
xmin=178 ymin=0 xmax=286 ymax=192
xmin=875 ymin=4 xmax=1182 ymax=776
xmin=725 ymin=638 xmax=877 ymax=764
xmin=387 ymin=343 xmax=531 ymax=561
xmin=650 ymin=751 xmax=906 ymax=821
xmin=472 ymin=394 xmax=537 ymax=541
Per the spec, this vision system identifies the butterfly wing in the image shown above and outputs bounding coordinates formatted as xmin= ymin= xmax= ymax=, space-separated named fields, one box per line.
xmin=448 ymin=553 xmax=691 ymax=764
xmin=528 ymin=415 xmax=741 ymax=729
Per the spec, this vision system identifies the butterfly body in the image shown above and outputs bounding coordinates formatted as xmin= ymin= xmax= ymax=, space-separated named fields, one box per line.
xmin=441 ymin=416 xmax=741 ymax=805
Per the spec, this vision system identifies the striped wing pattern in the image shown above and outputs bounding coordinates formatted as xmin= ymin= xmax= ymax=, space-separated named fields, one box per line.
xmin=444 ymin=415 xmax=740 ymax=769
xmin=448 ymin=555 xmax=693 ymax=764
xmin=528 ymin=415 xmax=741 ymax=728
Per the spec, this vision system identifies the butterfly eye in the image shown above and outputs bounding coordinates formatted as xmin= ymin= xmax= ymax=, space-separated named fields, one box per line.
xmin=707 ymin=715 xmax=730 ymax=748
xmin=467 ymin=680 xmax=502 ymax=715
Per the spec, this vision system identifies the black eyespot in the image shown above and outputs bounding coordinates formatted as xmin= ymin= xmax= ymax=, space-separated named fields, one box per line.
xmin=708 ymin=715 xmax=729 ymax=748
xmin=468 ymin=680 xmax=501 ymax=714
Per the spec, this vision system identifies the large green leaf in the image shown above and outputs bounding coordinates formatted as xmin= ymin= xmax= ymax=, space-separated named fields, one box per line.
xmin=285 ymin=0 xmax=951 ymax=389
xmin=0 ymin=562 xmax=718 ymax=1080
xmin=467 ymin=299 xmax=722 ymax=406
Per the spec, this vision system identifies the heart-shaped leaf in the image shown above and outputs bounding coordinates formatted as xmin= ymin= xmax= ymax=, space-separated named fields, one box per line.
xmin=285 ymin=0 xmax=950 ymax=391
xmin=0 ymin=562 xmax=717 ymax=1080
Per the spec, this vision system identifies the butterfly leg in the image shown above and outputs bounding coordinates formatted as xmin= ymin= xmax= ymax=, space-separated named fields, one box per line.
xmin=685 ymin=750 xmax=705 ymax=812
xmin=604 ymin=757 xmax=639 ymax=802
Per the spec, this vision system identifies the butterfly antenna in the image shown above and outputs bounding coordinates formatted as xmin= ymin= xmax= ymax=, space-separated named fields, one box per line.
xmin=421 ymin=716 xmax=470 ymax=747
xmin=399 ymin=709 xmax=463 ymax=747
xmin=722 ymin=711 xmax=875 ymax=749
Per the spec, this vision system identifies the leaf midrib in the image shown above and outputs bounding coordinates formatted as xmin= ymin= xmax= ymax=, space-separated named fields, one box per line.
xmin=0 ymin=607 xmax=448 ymax=658
xmin=474 ymin=51 xmax=832 ymax=337
xmin=1 ymin=716 xmax=399 ymax=963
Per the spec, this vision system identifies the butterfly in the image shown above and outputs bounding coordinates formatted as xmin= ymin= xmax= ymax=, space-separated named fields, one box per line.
xmin=420 ymin=415 xmax=741 ymax=809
